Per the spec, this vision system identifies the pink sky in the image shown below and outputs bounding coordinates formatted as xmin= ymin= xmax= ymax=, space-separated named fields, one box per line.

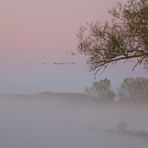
xmin=0 ymin=0 xmax=123 ymax=63
xmin=1 ymin=0 xmax=146 ymax=94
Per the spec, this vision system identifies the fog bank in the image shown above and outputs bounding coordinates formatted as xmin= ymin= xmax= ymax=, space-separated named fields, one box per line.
xmin=0 ymin=94 xmax=148 ymax=148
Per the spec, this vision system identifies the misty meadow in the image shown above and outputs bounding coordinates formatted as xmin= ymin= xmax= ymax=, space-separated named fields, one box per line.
xmin=0 ymin=0 xmax=148 ymax=147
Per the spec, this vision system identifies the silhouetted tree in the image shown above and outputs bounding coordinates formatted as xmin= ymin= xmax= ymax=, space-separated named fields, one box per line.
xmin=118 ymin=77 xmax=148 ymax=102
xmin=92 ymin=79 xmax=115 ymax=100
xmin=77 ymin=0 xmax=148 ymax=73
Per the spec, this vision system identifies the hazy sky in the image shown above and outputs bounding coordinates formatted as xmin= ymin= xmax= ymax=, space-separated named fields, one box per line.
xmin=0 ymin=0 xmax=147 ymax=94
xmin=0 ymin=0 xmax=120 ymax=57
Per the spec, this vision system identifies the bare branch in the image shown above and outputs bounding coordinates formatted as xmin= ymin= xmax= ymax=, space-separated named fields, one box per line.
xmin=77 ymin=0 xmax=148 ymax=73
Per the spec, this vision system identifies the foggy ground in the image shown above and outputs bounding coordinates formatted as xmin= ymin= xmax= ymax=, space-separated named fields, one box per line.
xmin=0 ymin=94 xmax=148 ymax=148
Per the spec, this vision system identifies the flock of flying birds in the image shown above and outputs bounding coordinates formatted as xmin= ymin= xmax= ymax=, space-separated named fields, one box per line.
xmin=27 ymin=51 xmax=77 ymax=66
xmin=28 ymin=62 xmax=75 ymax=66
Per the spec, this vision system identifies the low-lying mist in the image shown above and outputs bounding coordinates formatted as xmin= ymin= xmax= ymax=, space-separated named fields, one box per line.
xmin=0 ymin=93 xmax=148 ymax=148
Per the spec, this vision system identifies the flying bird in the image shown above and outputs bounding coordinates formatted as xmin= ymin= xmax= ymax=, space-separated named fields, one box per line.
xmin=65 ymin=62 xmax=75 ymax=64
xmin=66 ymin=51 xmax=77 ymax=56
xmin=53 ymin=62 xmax=75 ymax=65
xmin=53 ymin=62 xmax=65 ymax=65
xmin=70 ymin=52 xmax=77 ymax=56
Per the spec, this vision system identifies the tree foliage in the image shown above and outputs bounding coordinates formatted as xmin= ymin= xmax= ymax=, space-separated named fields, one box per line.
xmin=77 ymin=0 xmax=148 ymax=73
xmin=118 ymin=77 xmax=148 ymax=102
xmin=92 ymin=79 xmax=115 ymax=100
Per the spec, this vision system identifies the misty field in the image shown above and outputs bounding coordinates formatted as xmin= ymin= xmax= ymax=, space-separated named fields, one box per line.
xmin=0 ymin=95 xmax=148 ymax=148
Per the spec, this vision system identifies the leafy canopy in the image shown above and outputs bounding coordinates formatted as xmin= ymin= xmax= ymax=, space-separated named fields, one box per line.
xmin=92 ymin=79 xmax=115 ymax=100
xmin=118 ymin=77 xmax=148 ymax=101
xmin=77 ymin=0 xmax=148 ymax=73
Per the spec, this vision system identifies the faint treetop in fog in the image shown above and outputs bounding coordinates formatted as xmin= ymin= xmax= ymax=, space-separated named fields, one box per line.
xmin=86 ymin=79 xmax=115 ymax=101
xmin=118 ymin=77 xmax=148 ymax=102
xmin=77 ymin=0 xmax=148 ymax=73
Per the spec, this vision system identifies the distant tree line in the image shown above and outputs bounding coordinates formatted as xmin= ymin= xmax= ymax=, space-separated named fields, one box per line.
xmin=85 ymin=77 xmax=148 ymax=102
